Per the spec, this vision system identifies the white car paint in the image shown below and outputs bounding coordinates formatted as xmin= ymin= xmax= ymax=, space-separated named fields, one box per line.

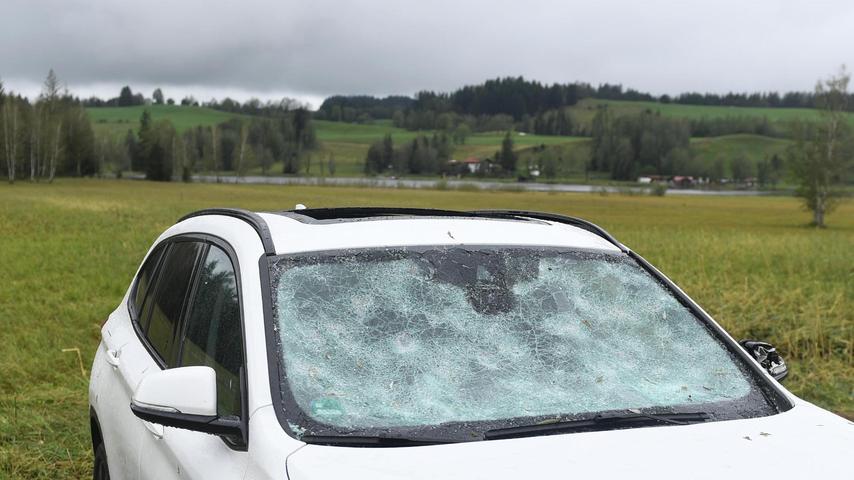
xmin=258 ymin=213 xmax=624 ymax=254
xmin=132 ymin=367 xmax=218 ymax=416
xmin=89 ymin=210 xmax=853 ymax=480
xmin=286 ymin=402 xmax=853 ymax=479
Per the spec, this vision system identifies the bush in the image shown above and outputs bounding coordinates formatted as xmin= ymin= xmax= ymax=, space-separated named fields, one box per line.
xmin=650 ymin=183 xmax=668 ymax=196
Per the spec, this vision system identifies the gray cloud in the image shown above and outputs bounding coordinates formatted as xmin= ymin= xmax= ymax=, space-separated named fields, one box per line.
xmin=2 ymin=0 xmax=853 ymax=107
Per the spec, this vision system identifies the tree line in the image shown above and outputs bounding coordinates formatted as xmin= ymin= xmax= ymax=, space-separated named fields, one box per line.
xmin=1 ymin=70 xmax=97 ymax=183
xmin=317 ymin=75 xmax=854 ymax=126
xmin=319 ymin=77 xmax=839 ymax=139
xmin=83 ymin=86 xmax=156 ymax=107
xmin=124 ymin=106 xmax=318 ymax=181
xmin=584 ymin=108 xmax=783 ymax=182
xmin=82 ymin=85 xmax=313 ymax=116
xmin=364 ymin=133 xmax=454 ymax=176
xmin=668 ymin=91 xmax=822 ymax=109
xmin=315 ymin=95 xmax=414 ymax=122
xmin=1 ymin=71 xmax=321 ymax=183
xmin=319 ymin=77 xmax=655 ymax=122
xmin=364 ymin=130 xmax=520 ymax=178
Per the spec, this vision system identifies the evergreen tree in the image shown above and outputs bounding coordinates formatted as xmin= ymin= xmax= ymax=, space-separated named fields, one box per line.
xmin=364 ymin=142 xmax=384 ymax=175
xmin=61 ymin=106 xmax=97 ymax=176
xmin=145 ymin=120 xmax=176 ymax=181
xmin=756 ymin=158 xmax=771 ymax=187
xmin=124 ymin=129 xmax=139 ymax=171
xmin=382 ymin=134 xmax=394 ymax=170
xmin=119 ymin=86 xmax=135 ymax=107
xmin=590 ymin=106 xmax=617 ymax=172
xmin=730 ymin=155 xmax=751 ymax=182
xmin=328 ymin=154 xmax=336 ymax=176
xmin=499 ymin=131 xmax=517 ymax=174
xmin=137 ymin=110 xmax=155 ymax=178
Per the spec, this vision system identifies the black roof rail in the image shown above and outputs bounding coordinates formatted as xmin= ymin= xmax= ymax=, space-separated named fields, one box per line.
xmin=468 ymin=210 xmax=627 ymax=252
xmin=278 ymin=207 xmax=495 ymax=222
xmin=179 ymin=208 xmax=276 ymax=255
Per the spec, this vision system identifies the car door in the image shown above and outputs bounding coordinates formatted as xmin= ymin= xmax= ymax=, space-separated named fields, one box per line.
xmin=138 ymin=241 xmax=249 ymax=479
xmin=94 ymin=243 xmax=167 ymax=480
xmin=132 ymin=239 xmax=205 ymax=478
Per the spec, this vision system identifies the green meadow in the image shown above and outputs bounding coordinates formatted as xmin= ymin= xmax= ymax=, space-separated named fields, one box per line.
xmin=0 ymin=179 xmax=851 ymax=478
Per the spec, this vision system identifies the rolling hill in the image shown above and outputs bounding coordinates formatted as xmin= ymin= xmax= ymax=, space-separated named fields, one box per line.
xmin=87 ymin=105 xmax=245 ymax=139
xmin=568 ymin=98 xmax=854 ymax=132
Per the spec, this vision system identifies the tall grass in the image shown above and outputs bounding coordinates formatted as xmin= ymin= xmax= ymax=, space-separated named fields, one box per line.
xmin=0 ymin=179 xmax=851 ymax=478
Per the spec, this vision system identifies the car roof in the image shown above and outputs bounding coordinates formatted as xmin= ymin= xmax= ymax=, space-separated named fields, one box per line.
xmin=179 ymin=207 xmax=625 ymax=255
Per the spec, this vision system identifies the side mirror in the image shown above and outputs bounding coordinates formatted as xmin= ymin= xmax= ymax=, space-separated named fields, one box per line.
xmin=740 ymin=340 xmax=788 ymax=382
xmin=130 ymin=366 xmax=243 ymax=437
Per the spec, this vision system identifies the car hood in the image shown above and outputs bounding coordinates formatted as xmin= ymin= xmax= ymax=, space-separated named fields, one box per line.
xmin=286 ymin=403 xmax=853 ymax=479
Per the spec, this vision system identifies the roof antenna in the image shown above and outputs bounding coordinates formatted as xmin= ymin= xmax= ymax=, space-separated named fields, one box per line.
xmin=294 ymin=204 xmax=307 ymax=210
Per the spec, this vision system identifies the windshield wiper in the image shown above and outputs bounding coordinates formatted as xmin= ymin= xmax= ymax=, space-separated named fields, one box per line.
xmin=483 ymin=411 xmax=710 ymax=441
xmin=301 ymin=434 xmax=463 ymax=447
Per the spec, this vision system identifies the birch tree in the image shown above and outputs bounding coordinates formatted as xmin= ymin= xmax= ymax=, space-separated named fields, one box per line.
xmin=35 ymin=69 xmax=62 ymax=182
xmin=48 ymin=120 xmax=62 ymax=182
xmin=211 ymin=124 xmax=219 ymax=181
xmin=236 ymin=121 xmax=248 ymax=178
xmin=1 ymin=80 xmax=18 ymax=183
xmin=789 ymin=66 xmax=852 ymax=227
xmin=30 ymin=105 xmax=40 ymax=180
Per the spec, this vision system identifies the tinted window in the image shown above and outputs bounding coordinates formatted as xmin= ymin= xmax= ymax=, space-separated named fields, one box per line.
xmin=132 ymin=246 xmax=164 ymax=316
xmin=146 ymin=241 xmax=204 ymax=366
xmin=181 ymin=245 xmax=243 ymax=417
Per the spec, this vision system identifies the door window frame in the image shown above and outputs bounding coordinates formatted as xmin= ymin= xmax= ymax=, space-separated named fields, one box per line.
xmin=127 ymin=233 xmax=249 ymax=450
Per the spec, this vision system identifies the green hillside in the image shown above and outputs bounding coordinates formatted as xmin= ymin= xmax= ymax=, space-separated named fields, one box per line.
xmin=86 ymin=103 xmax=808 ymax=179
xmin=691 ymin=134 xmax=790 ymax=165
xmin=310 ymin=119 xmax=589 ymax=174
xmin=314 ymin=119 xmax=582 ymax=146
xmin=87 ymin=105 xmax=244 ymax=139
xmin=513 ymin=135 xmax=792 ymax=181
xmin=569 ymin=98 xmax=854 ymax=129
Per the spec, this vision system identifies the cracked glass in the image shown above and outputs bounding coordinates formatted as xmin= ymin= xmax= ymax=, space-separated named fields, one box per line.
xmin=270 ymin=246 xmax=771 ymax=438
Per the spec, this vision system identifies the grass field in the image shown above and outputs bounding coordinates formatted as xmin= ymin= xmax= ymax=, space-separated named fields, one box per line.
xmin=0 ymin=179 xmax=851 ymax=478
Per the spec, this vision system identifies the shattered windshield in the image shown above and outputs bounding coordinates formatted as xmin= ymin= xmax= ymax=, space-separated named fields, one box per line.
xmin=269 ymin=246 xmax=773 ymax=440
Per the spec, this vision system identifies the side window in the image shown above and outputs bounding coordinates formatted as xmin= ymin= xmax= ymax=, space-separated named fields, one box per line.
xmin=146 ymin=241 xmax=205 ymax=366
xmin=181 ymin=245 xmax=244 ymax=417
xmin=132 ymin=246 xmax=165 ymax=317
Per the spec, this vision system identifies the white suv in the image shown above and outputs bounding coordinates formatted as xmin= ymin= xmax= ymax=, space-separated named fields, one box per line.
xmin=89 ymin=207 xmax=852 ymax=479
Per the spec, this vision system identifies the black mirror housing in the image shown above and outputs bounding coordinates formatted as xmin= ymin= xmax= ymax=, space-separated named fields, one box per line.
xmin=740 ymin=339 xmax=788 ymax=382
xmin=130 ymin=403 xmax=244 ymax=437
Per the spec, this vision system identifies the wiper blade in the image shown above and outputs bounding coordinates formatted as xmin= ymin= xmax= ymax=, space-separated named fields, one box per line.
xmin=483 ymin=411 xmax=710 ymax=441
xmin=301 ymin=434 xmax=461 ymax=447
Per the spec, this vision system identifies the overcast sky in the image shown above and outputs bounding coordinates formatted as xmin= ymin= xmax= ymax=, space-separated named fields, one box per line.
xmin=1 ymin=0 xmax=852 ymax=108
